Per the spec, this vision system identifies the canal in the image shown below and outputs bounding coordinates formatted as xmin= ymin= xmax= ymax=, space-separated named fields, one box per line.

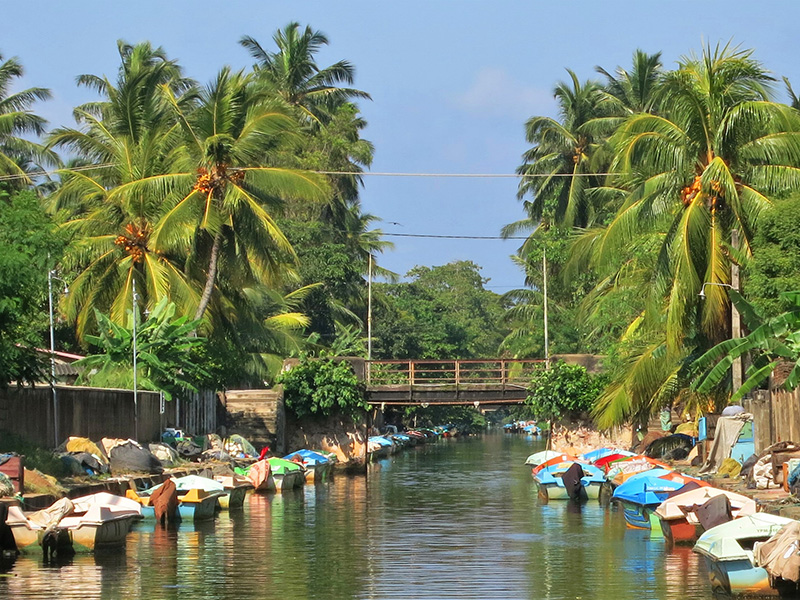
xmin=1 ymin=432 xmax=712 ymax=599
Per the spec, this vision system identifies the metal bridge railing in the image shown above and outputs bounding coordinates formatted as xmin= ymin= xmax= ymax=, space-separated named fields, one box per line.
xmin=366 ymin=359 xmax=543 ymax=387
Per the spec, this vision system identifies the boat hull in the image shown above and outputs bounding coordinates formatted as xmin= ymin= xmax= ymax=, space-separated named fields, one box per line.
xmin=10 ymin=515 xmax=138 ymax=554
xmin=274 ymin=470 xmax=304 ymax=491
xmin=659 ymin=516 xmax=702 ymax=545
xmin=218 ymin=486 xmax=248 ymax=510
xmin=703 ymin=557 xmax=778 ymax=597
xmin=618 ymin=500 xmax=660 ymax=530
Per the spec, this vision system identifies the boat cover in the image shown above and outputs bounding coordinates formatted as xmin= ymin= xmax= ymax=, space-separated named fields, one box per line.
xmin=581 ymin=448 xmax=632 ymax=463
xmin=246 ymin=459 xmax=271 ymax=489
xmin=150 ymin=478 xmax=178 ymax=523
xmin=28 ymin=497 xmax=74 ymax=529
xmin=561 ymin=462 xmax=585 ymax=502
xmin=696 ymin=494 xmax=733 ymax=531
xmin=656 ymin=485 xmax=753 ymax=524
xmin=694 ymin=514 xmax=794 ymax=562
xmin=524 ymin=450 xmax=562 ymax=466
xmin=754 ymin=521 xmax=800 ymax=582
xmin=699 ymin=414 xmax=750 ymax=474
xmin=612 ymin=474 xmax=685 ymax=507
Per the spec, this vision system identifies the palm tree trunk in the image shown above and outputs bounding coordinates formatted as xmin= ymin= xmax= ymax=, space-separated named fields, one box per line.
xmin=194 ymin=232 xmax=222 ymax=321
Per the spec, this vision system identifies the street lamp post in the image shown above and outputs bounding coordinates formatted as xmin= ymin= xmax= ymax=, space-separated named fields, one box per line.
xmin=699 ymin=281 xmax=743 ymax=394
xmin=132 ymin=279 xmax=139 ymax=441
xmin=47 ymin=268 xmax=68 ymax=448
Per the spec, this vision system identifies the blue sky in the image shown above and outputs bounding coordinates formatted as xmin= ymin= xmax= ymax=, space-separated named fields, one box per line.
xmin=5 ymin=1 xmax=800 ymax=291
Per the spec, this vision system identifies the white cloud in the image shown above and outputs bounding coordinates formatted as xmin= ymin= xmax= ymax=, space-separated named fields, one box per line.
xmin=454 ymin=67 xmax=554 ymax=119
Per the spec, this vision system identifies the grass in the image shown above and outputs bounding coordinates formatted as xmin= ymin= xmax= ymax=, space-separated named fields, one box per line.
xmin=0 ymin=430 xmax=70 ymax=478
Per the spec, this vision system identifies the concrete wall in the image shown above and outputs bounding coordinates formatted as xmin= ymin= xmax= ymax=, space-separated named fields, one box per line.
xmin=0 ymin=385 xmax=218 ymax=448
xmin=221 ymin=388 xmax=285 ymax=454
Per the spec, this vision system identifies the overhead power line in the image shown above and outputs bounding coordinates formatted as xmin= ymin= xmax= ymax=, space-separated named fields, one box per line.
xmin=0 ymin=165 xmax=613 ymax=183
xmin=382 ymin=232 xmax=527 ymax=240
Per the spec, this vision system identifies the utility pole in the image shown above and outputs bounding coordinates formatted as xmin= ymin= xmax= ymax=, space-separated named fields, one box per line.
xmin=731 ymin=230 xmax=742 ymax=394
xmin=367 ymin=253 xmax=373 ymax=383
xmin=132 ymin=278 xmax=139 ymax=441
xmin=543 ymin=248 xmax=549 ymax=369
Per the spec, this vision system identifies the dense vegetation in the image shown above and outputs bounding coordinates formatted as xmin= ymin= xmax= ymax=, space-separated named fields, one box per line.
xmin=3 ymin=34 xmax=800 ymax=431
xmin=507 ymin=44 xmax=800 ymax=427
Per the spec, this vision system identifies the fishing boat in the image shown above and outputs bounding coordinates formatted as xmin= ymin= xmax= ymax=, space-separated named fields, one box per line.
xmin=524 ymin=450 xmax=562 ymax=466
xmin=533 ymin=461 xmax=606 ymax=501
xmin=6 ymin=492 xmax=141 ymax=554
xmin=213 ymin=474 xmax=254 ymax=508
xmin=284 ymin=449 xmax=332 ymax=483
xmin=611 ymin=471 xmax=688 ymax=529
xmin=172 ymin=475 xmax=248 ymax=510
xmin=368 ymin=436 xmax=393 ymax=460
xmin=129 ymin=479 xmax=222 ymax=521
xmin=605 ymin=456 xmax=672 ymax=486
xmin=655 ymin=485 xmax=757 ymax=544
xmin=694 ymin=513 xmax=795 ymax=596
xmin=236 ymin=458 xmax=274 ymax=492
xmin=267 ymin=457 xmax=306 ymax=491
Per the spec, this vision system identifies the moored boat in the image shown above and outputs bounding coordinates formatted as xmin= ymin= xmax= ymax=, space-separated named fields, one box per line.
xmin=534 ymin=461 xmax=605 ymax=501
xmin=267 ymin=457 xmax=306 ymax=491
xmin=611 ymin=472 xmax=688 ymax=529
xmin=6 ymin=492 xmax=141 ymax=554
xmin=655 ymin=485 xmax=756 ymax=544
xmin=284 ymin=449 xmax=333 ymax=483
xmin=694 ymin=513 xmax=795 ymax=596
xmin=524 ymin=450 xmax=562 ymax=467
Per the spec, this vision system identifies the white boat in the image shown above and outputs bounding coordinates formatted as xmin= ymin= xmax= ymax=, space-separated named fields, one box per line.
xmin=693 ymin=513 xmax=795 ymax=596
xmin=6 ymin=492 xmax=141 ymax=554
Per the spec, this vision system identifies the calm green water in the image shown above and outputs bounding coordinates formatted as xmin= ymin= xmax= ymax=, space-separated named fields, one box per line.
xmin=0 ymin=432 xmax=712 ymax=599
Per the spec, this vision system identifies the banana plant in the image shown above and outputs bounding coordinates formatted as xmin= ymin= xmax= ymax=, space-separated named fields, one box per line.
xmin=692 ymin=290 xmax=800 ymax=401
xmin=74 ymin=298 xmax=209 ymax=400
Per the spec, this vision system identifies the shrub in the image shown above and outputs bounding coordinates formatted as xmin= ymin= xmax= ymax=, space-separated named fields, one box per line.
xmin=525 ymin=361 xmax=607 ymax=421
xmin=279 ymin=357 xmax=368 ymax=423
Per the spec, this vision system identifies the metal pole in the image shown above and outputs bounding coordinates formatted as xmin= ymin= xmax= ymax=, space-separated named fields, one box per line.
xmin=543 ymin=248 xmax=549 ymax=368
xmin=731 ymin=230 xmax=743 ymax=394
xmin=48 ymin=269 xmax=59 ymax=447
xmin=367 ymin=253 xmax=373 ymax=383
xmin=132 ymin=278 xmax=139 ymax=441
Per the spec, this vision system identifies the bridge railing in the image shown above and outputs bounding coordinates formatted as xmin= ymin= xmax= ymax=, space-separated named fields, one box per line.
xmin=366 ymin=359 xmax=544 ymax=387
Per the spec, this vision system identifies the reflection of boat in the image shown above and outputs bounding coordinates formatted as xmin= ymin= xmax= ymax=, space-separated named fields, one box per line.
xmin=283 ymin=450 xmax=332 ymax=483
xmin=6 ymin=492 xmax=141 ymax=554
xmin=534 ymin=462 xmax=605 ymax=501
xmin=694 ymin=513 xmax=795 ymax=596
xmin=655 ymin=485 xmax=756 ymax=544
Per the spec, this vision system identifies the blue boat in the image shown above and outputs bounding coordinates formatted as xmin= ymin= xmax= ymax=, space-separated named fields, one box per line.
xmin=612 ymin=473 xmax=685 ymax=529
xmin=283 ymin=449 xmax=332 ymax=483
xmin=534 ymin=461 xmax=606 ymax=501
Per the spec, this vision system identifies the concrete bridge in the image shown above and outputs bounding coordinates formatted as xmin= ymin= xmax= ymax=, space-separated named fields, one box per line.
xmin=365 ymin=359 xmax=543 ymax=406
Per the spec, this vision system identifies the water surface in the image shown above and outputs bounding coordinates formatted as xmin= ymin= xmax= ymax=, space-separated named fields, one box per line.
xmin=1 ymin=432 xmax=712 ymax=599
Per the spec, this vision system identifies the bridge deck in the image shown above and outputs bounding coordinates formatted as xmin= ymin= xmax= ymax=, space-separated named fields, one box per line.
xmin=365 ymin=359 xmax=540 ymax=405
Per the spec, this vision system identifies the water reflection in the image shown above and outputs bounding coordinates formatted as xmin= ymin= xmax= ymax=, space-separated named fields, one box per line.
xmin=5 ymin=434 xmax=712 ymax=599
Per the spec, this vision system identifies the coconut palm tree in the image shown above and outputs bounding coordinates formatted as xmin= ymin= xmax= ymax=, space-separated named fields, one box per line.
xmin=119 ymin=67 xmax=329 ymax=323
xmin=240 ymin=22 xmax=371 ymax=126
xmin=48 ymin=42 xmax=198 ymax=338
xmin=0 ymin=53 xmax=58 ymax=186
xmin=593 ymin=43 xmax=800 ymax=351
xmin=508 ymin=70 xmax=608 ymax=238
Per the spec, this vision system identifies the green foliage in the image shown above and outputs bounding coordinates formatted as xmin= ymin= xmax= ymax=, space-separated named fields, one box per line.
xmin=745 ymin=195 xmax=800 ymax=319
xmin=402 ymin=405 xmax=486 ymax=433
xmin=373 ymin=261 xmax=509 ymax=359
xmin=0 ymin=191 xmax=65 ymax=386
xmin=279 ymin=356 xmax=367 ymax=422
xmin=693 ymin=290 xmax=800 ymax=401
xmin=0 ymin=430 xmax=69 ymax=478
xmin=525 ymin=361 xmax=608 ymax=421
xmin=75 ymin=298 xmax=209 ymax=400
